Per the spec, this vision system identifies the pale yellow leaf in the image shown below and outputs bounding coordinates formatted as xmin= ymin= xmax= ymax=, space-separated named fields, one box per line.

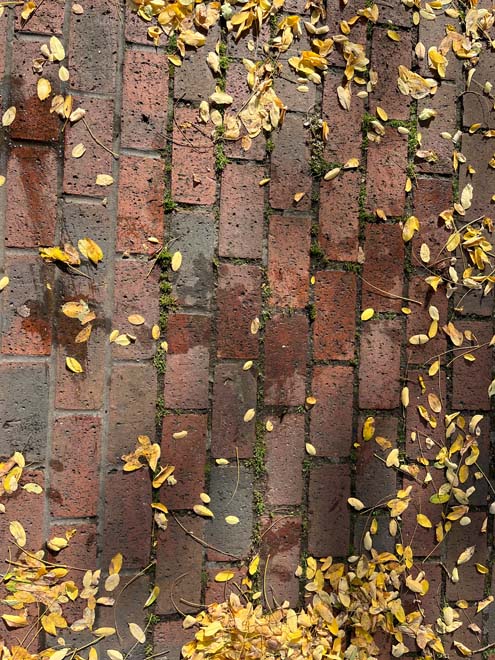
xmin=66 ymin=357 xmax=83 ymax=373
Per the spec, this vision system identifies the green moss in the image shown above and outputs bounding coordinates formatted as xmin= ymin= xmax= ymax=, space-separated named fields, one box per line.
xmin=166 ymin=33 xmax=177 ymax=54
xmin=307 ymin=303 xmax=317 ymax=322
xmin=164 ymin=193 xmax=177 ymax=213
xmin=248 ymin=422 xmax=266 ymax=479
xmin=342 ymin=262 xmax=362 ymax=274
xmin=266 ymin=138 xmax=275 ymax=153
xmin=153 ymin=346 xmax=167 ymax=375
xmin=253 ymin=490 xmax=265 ymax=515
xmin=215 ymin=141 xmax=230 ymax=173
xmin=147 ymin=613 xmax=160 ymax=626
xmin=155 ymin=395 xmax=166 ymax=422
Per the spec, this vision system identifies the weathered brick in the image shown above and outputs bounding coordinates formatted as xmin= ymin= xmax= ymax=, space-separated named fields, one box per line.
xmin=308 ymin=464 xmax=351 ymax=557
xmin=15 ymin=0 xmax=64 ymax=33
xmin=264 ymin=313 xmax=308 ymax=406
xmin=125 ymin=6 xmax=153 ymax=44
xmin=155 ymin=515 xmax=204 ymax=614
xmin=161 ymin=414 xmax=207 ymax=509
xmin=418 ymin=14 xmax=461 ymax=82
xmin=102 ymin=470 xmax=151 ymax=568
xmin=270 ymin=113 xmax=311 ymax=210
xmin=463 ymin=45 xmax=495 ymax=127
xmin=356 ymin=416 xmax=398 ymax=504
xmin=459 ymin=135 xmax=495 ymax=221
xmin=268 ymin=215 xmax=311 ymax=308
xmin=117 ymin=156 xmax=165 ymax=253
xmin=0 ymin=470 xmax=44 ymax=550
xmin=366 ymin=128 xmax=407 ymax=216
xmin=417 ymin=83 xmax=458 ymax=175
xmin=452 ymin=321 xmax=492 ymax=411
xmin=174 ymin=27 xmax=219 ymax=102
xmin=206 ymin=465 xmax=253 ymax=561
xmin=47 ymin=522 xmax=97 ymax=568
xmin=446 ymin=512 xmax=487 ymax=601
xmin=406 ymin=276 xmax=448 ymax=364
xmin=310 ymin=365 xmax=354 ymax=458
xmin=121 ymin=49 xmax=168 ymax=150
xmin=322 ymin=70 xmax=365 ymax=162
xmin=163 ymin=313 xmax=211 ymax=409
xmin=108 ymin=363 xmax=157 ymax=464
xmin=219 ymin=162 xmax=264 ymax=258
xmin=266 ymin=414 xmax=305 ymax=506
xmin=370 ymin=28 xmax=411 ymax=120
xmin=362 ymin=223 xmax=405 ymax=312
xmin=374 ymin=0 xmax=410 ymax=26
xmin=0 ymin=363 xmax=49 ymax=461
xmin=69 ymin=0 xmax=119 ymax=93
xmin=172 ymin=106 xmax=216 ymax=205
xmin=313 ymin=271 xmax=357 ymax=361
xmin=170 ymin=210 xmax=217 ymax=308
xmin=154 ymin=620 xmax=191 ymax=660
xmin=217 ymin=263 xmax=262 ymax=359
xmin=211 ymin=362 xmax=257 ymax=459
xmin=1 ymin=255 xmax=53 ymax=355
xmin=406 ymin=370 xmax=447 ymax=461
xmin=261 ymin=516 xmax=301 ymax=606
xmin=401 ymin=479 xmax=443 ymax=558
xmin=5 ymin=144 xmax=57 ymax=247
xmin=63 ymin=97 xmax=114 ymax=197
xmin=50 ymin=415 xmax=101 ymax=518
xmin=359 ymin=320 xmax=401 ymax=409
xmin=0 ymin=14 xmax=6 ymax=80
xmin=99 ymin=574 xmax=149 ymax=654
xmin=319 ymin=172 xmax=360 ymax=262
xmin=204 ymin=566 xmax=247 ymax=604
xmin=275 ymin=69 xmax=316 ymax=114
xmin=412 ymin=177 xmax=452 ymax=259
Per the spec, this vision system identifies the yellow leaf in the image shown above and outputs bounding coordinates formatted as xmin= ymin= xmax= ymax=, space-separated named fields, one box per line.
xmin=93 ymin=627 xmax=116 ymax=637
xmin=2 ymin=614 xmax=29 ymax=628
xmin=416 ymin=513 xmax=432 ymax=528
xmin=387 ymin=30 xmax=400 ymax=41
xmin=362 ymin=416 xmax=375 ymax=441
xmin=250 ymin=317 xmax=260 ymax=334
xmin=9 ymin=520 xmax=27 ymax=547
xmin=75 ymin=324 xmax=92 ymax=344
xmin=59 ymin=65 xmax=70 ymax=81
xmin=243 ymin=408 xmax=255 ymax=422
xmin=128 ymin=623 xmax=145 ymax=644
xmin=96 ymin=174 xmax=114 ymax=186
xmin=258 ymin=178 xmax=270 ymax=186
xmin=225 ymin=515 xmax=240 ymax=525
xmin=409 ymin=334 xmax=429 ymax=345
xmin=376 ymin=106 xmax=388 ymax=121
xmin=402 ymin=215 xmax=420 ymax=242
xmin=294 ymin=191 xmax=306 ymax=203
xmin=37 ymin=78 xmax=52 ymax=101
xmin=152 ymin=325 xmax=160 ymax=339
xmin=305 ymin=442 xmax=316 ymax=456
xmin=66 ymin=357 xmax=83 ymax=373
xmin=248 ymin=555 xmax=260 ymax=575
xmin=193 ymin=504 xmax=214 ymax=518
xmin=2 ymin=106 xmax=16 ymax=127
xmin=105 ymin=574 xmax=120 ymax=592
xmin=429 ymin=359 xmax=440 ymax=376
xmin=20 ymin=1 xmax=36 ymax=20
xmin=0 ymin=275 xmax=9 ymax=291
xmin=171 ymin=251 xmax=182 ymax=272
xmin=128 ymin=314 xmax=145 ymax=326
xmin=109 ymin=552 xmax=123 ymax=575
xmin=343 ymin=157 xmax=359 ymax=169
xmin=22 ymin=482 xmax=42 ymax=494
xmin=78 ymin=238 xmax=104 ymax=264
xmin=323 ymin=167 xmax=341 ymax=181
xmin=50 ymin=36 xmax=66 ymax=61
xmin=210 ymin=90 xmax=233 ymax=105
xmin=214 ymin=570 xmax=235 ymax=582
xmin=347 ymin=497 xmax=364 ymax=511
xmin=47 ymin=536 xmax=69 ymax=551
xmin=72 ymin=143 xmax=86 ymax=158
xmin=216 ymin=458 xmax=229 ymax=465
xmin=361 ymin=308 xmax=374 ymax=321
xmin=243 ymin=360 xmax=253 ymax=370
xmin=168 ymin=54 xmax=182 ymax=66
xmin=144 ymin=586 xmax=160 ymax=607
xmin=0 ymin=175 xmax=5 ymax=187
xmin=476 ymin=595 xmax=494 ymax=613
xmin=475 ymin=563 xmax=488 ymax=574
xmin=457 ymin=545 xmax=475 ymax=565
xmin=172 ymin=430 xmax=188 ymax=439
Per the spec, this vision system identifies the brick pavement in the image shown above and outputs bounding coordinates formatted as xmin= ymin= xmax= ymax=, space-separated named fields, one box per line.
xmin=0 ymin=1 xmax=494 ymax=659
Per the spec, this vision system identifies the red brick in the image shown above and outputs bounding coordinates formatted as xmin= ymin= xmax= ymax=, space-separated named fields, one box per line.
xmin=98 ymin=575 xmax=149 ymax=652
xmin=401 ymin=480 xmax=443 ymax=558
xmin=69 ymin=0 xmax=118 ymax=94
xmin=418 ymin=14 xmax=461 ymax=82
xmin=172 ymin=106 xmax=216 ymax=205
xmin=359 ymin=320 xmax=401 ymax=409
xmin=163 ymin=313 xmax=211 ymax=409
xmin=452 ymin=321 xmax=492 ymax=411
xmin=261 ymin=516 xmax=301 ymax=607
xmin=264 ymin=313 xmax=308 ymax=406
xmin=266 ymin=414 xmax=305 ymax=506
xmin=463 ymin=45 xmax=495 ymax=126
xmin=412 ymin=177 xmax=452 ymax=260
xmin=217 ymin=263 xmax=262 ymax=359
xmin=117 ymin=156 xmax=165 ymax=254
xmin=454 ymin=278 xmax=494 ymax=317
xmin=121 ymin=49 xmax=168 ymax=150
xmin=211 ymin=362 xmax=257 ymax=458
xmin=102 ymin=470 xmax=151 ymax=569
xmin=374 ymin=0 xmax=410 ymax=26
xmin=325 ymin=2 xmax=367 ymax=64
xmin=154 ymin=620 xmax=191 ymax=660
xmin=362 ymin=223 xmax=405 ymax=312
xmin=406 ymin=370 xmax=447 ymax=461
xmin=161 ymin=414 xmax=207 ymax=509
xmin=204 ymin=566 xmax=247 ymax=605
xmin=313 ymin=271 xmax=357 ymax=360
xmin=9 ymin=40 xmax=60 ymax=142
xmin=174 ymin=27 xmax=219 ymax=102
xmin=459 ymin=135 xmax=495 ymax=221
xmin=268 ymin=215 xmax=310 ymax=308
xmin=319 ymin=172 xmax=360 ymax=262
xmin=308 ymin=464 xmax=351 ymax=557
xmin=446 ymin=512 xmax=487 ymax=601
xmin=50 ymin=415 xmax=101 ymax=518
xmin=270 ymin=113 xmax=311 ymax=211
xmin=5 ymin=144 xmax=57 ymax=247
xmin=311 ymin=365 xmax=354 ymax=458
xmin=370 ymin=29 xmax=411 ymax=121
xmin=1 ymin=255 xmax=53 ymax=356
xmin=14 ymin=0 xmax=64 ymax=33
xmin=356 ymin=416 xmax=398 ymax=504
xmin=47 ymin=522 xmax=97 ymax=569
xmin=417 ymin=83 xmax=458 ymax=175
xmin=0 ymin=470 xmax=44 ymax=554
xmin=322 ymin=71 xmax=365 ymax=162
xmin=125 ymin=5 xmax=153 ymax=44
xmin=219 ymin=162 xmax=265 ymax=258
xmin=366 ymin=128 xmax=407 ymax=217
xmin=406 ymin=276 xmax=448 ymax=364
xmin=155 ymin=515 xmax=204 ymax=614
xmin=0 ymin=14 xmax=6 ymax=80
xmin=63 ymin=97 xmax=114 ymax=197
xmin=108 ymin=363 xmax=157 ymax=464
xmin=112 ymin=259 xmax=160 ymax=360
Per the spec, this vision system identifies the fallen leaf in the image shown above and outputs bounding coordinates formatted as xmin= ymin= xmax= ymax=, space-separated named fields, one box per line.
xmin=66 ymin=357 xmax=83 ymax=373
xmin=95 ymin=174 xmax=114 ymax=186
xmin=128 ymin=623 xmax=145 ymax=644
xmin=2 ymin=106 xmax=16 ymax=127
xmin=171 ymin=251 xmax=182 ymax=271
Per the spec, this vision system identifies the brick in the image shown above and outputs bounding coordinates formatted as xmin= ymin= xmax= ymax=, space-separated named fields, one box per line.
xmin=0 ymin=470 xmax=44 ymax=550
xmin=170 ymin=210 xmax=217 ymax=308
xmin=112 ymin=259 xmax=160 ymax=360
xmin=102 ymin=470 xmax=151 ymax=568
xmin=155 ymin=515 xmax=204 ymax=614
xmin=318 ymin=172 xmax=360 ymax=262
xmin=308 ymin=464 xmax=351 ymax=557
xmin=463 ymin=45 xmax=495 ymax=127
xmin=417 ymin=83 xmax=458 ymax=175
xmin=264 ymin=313 xmax=308 ymax=406
xmin=366 ymin=128 xmax=407 ymax=217
xmin=172 ymin=106 xmax=216 ymax=205
xmin=49 ymin=415 xmax=101 ymax=518
xmin=362 ymin=223 xmax=405 ymax=312
xmin=1 ymin=255 xmax=53 ymax=355
xmin=211 ymin=362 xmax=257 ymax=458
xmin=322 ymin=71 xmax=365 ymax=162
xmin=121 ymin=49 xmax=168 ymax=150
xmin=63 ymin=97 xmax=114 ymax=197
xmin=412 ymin=177 xmax=452 ymax=259
xmin=370 ymin=29 xmax=411 ymax=121
xmin=69 ymin=0 xmax=118 ymax=93
xmin=219 ymin=162 xmax=264 ymax=259
xmin=418 ymin=15 xmax=461 ymax=82
xmin=15 ymin=0 xmax=64 ymax=33
xmin=374 ymin=0 xmax=410 ymax=26
xmin=446 ymin=512 xmax=487 ymax=601
xmin=325 ymin=1 xmax=367 ymax=59
xmin=406 ymin=276 xmax=448 ymax=364
xmin=226 ymin=20 xmax=270 ymax=59
xmin=163 ymin=313 xmax=211 ymax=409
xmin=310 ymin=365 xmax=354 ymax=458
xmin=0 ymin=363 xmax=48 ymax=461
xmin=313 ymin=271 xmax=357 ymax=361
xmin=174 ymin=27 xmax=219 ymax=102
xmin=275 ymin=69 xmax=316 ymax=114
xmin=117 ymin=156 xmax=165 ymax=253
xmin=9 ymin=40 xmax=60 ymax=141
xmin=154 ymin=621 xmax=191 ymax=660
xmin=406 ymin=370 xmax=447 ymax=461
xmin=108 ymin=363 xmax=157 ymax=464
xmin=224 ymin=132 xmax=266 ymax=161
xmin=266 ymin=414 xmax=305 ymax=506
xmin=161 ymin=414 xmax=207 ymax=509
xmin=0 ymin=13 xmax=6 ymax=80
xmin=47 ymin=522 xmax=97 ymax=568
xmin=268 ymin=215 xmax=311 ymax=308
xmin=261 ymin=516 xmax=301 ymax=607
xmin=452 ymin=321 xmax=492 ymax=411
xmin=125 ymin=7 xmax=152 ymax=44
xmin=5 ymin=144 xmax=57 ymax=247
xmin=359 ymin=320 xmax=401 ymax=409
xmin=401 ymin=480 xmax=444 ymax=558
xmin=454 ymin=276 xmax=494 ymax=317
xmin=217 ymin=263 xmax=262 ymax=359
xmin=206 ymin=465 xmax=253 ymax=561
xmin=459 ymin=135 xmax=495 ymax=221
xmin=204 ymin=566 xmax=247 ymax=604
xmin=270 ymin=113 xmax=312 ymax=210
xmin=356 ymin=416 xmax=398 ymax=504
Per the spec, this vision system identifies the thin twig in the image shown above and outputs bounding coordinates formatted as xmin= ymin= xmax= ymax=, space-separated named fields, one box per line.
xmin=359 ymin=275 xmax=422 ymax=305
xmin=171 ymin=513 xmax=241 ymax=559
xmin=83 ymin=118 xmax=120 ymax=159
